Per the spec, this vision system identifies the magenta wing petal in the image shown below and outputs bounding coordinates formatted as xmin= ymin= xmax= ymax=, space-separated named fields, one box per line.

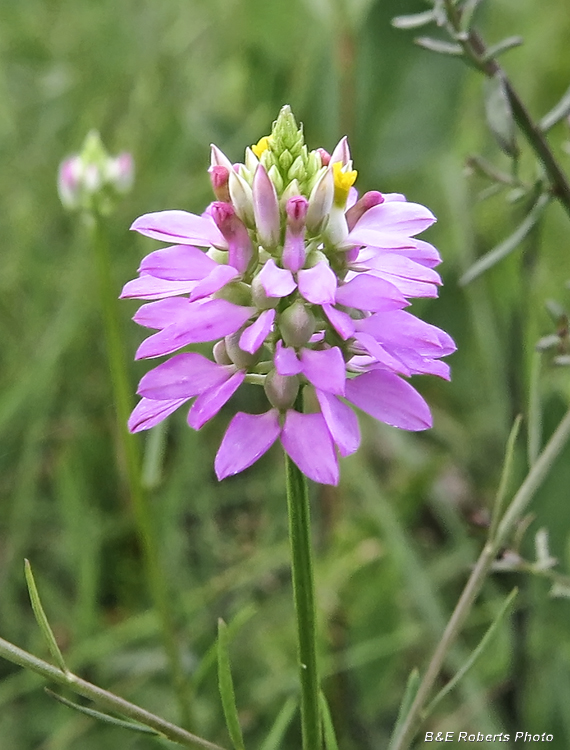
xmin=297 ymin=262 xmax=337 ymax=305
xmin=128 ymin=396 xmax=188 ymax=432
xmin=356 ymin=311 xmax=456 ymax=357
xmin=353 ymin=332 xmax=410 ymax=376
xmin=300 ymin=347 xmax=346 ymax=395
xmin=138 ymin=245 xmax=217 ymax=280
xmin=188 ymin=370 xmax=245 ymax=429
xmin=189 ymin=265 xmax=240 ymax=302
xmin=349 ymin=201 xmax=436 ymax=242
xmin=322 ymin=304 xmax=355 ymax=340
xmin=120 ymin=275 xmax=198 ymax=300
xmin=215 ymin=410 xmax=281 ymax=479
xmin=239 ymin=309 xmax=275 ymax=354
xmin=363 ymin=253 xmax=442 ymax=285
xmin=135 ymin=300 xmax=255 ymax=359
xmin=133 ymin=297 xmax=191 ymax=329
xmin=281 ymin=411 xmax=339 ymax=485
xmin=257 ymin=259 xmax=297 ymax=298
xmin=344 ymin=370 xmax=432 ymax=431
xmin=316 ymin=390 xmax=361 ymax=457
xmin=274 ymin=341 xmax=303 ymax=376
xmin=131 ymin=210 xmax=226 ymax=248
xmin=138 ymin=352 xmax=232 ymax=400
xmin=335 ymin=274 xmax=408 ymax=312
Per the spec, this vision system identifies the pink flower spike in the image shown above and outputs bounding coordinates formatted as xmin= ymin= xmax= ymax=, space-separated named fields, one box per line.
xmin=239 ymin=309 xmax=275 ymax=354
xmin=275 ymin=340 xmax=303 ymax=376
xmin=298 ymin=262 xmax=337 ymax=305
xmin=335 ymin=274 xmax=408 ymax=312
xmin=128 ymin=397 xmax=188 ymax=433
xmin=215 ymin=410 xmax=281 ymax=479
xmin=189 ymin=265 xmax=240 ymax=302
xmin=253 ymin=164 xmax=280 ymax=247
xmin=345 ymin=369 xmax=433 ymax=431
xmin=138 ymin=245 xmax=217 ymax=281
xmin=322 ymin=304 xmax=355 ymax=340
xmin=210 ymin=201 xmax=253 ymax=273
xmin=316 ymin=390 xmax=361 ymax=457
xmin=133 ymin=298 xmax=191 ymax=329
xmin=188 ymin=370 xmax=245 ymax=430
xmin=131 ymin=210 xmax=226 ymax=248
xmin=281 ymin=411 xmax=339 ymax=485
xmin=138 ymin=352 xmax=232 ymax=400
xmin=300 ymin=347 xmax=346 ymax=395
xmin=256 ymin=259 xmax=296 ymax=298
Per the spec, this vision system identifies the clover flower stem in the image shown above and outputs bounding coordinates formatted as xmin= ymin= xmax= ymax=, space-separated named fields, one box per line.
xmin=285 ymin=416 xmax=322 ymax=749
xmin=391 ymin=404 xmax=570 ymax=750
xmin=88 ymin=215 xmax=193 ymax=728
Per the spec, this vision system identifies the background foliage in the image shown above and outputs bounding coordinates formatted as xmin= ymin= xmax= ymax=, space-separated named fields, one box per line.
xmin=1 ymin=0 xmax=570 ymax=747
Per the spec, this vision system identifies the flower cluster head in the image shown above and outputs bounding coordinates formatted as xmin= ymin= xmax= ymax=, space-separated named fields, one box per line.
xmin=122 ymin=106 xmax=455 ymax=485
xmin=58 ymin=131 xmax=134 ymax=215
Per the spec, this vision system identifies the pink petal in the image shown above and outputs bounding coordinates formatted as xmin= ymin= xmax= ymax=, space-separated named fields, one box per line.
xmin=366 ymin=270 xmax=439 ymax=299
xmin=189 ymin=265 xmax=240 ymax=302
xmin=138 ymin=352 xmax=232 ymax=400
xmin=349 ymin=201 xmax=436 ymax=241
xmin=297 ymin=262 xmax=337 ymax=305
xmin=188 ymin=370 xmax=245 ymax=429
xmin=316 ymin=390 xmax=361 ymax=456
xmin=257 ymin=259 xmax=297 ymax=298
xmin=322 ymin=305 xmax=355 ymax=340
xmin=344 ymin=370 xmax=432 ymax=431
xmin=275 ymin=341 xmax=303 ymax=376
xmin=362 ymin=253 xmax=442 ymax=285
xmin=335 ymin=274 xmax=408 ymax=312
xmin=120 ymin=275 xmax=198 ymax=300
xmin=128 ymin=397 xmax=188 ymax=432
xmin=131 ymin=210 xmax=226 ymax=248
xmin=300 ymin=347 xmax=346 ymax=395
xmin=239 ymin=309 xmax=275 ymax=354
xmin=389 ymin=351 xmax=451 ymax=380
xmin=215 ymin=410 xmax=281 ymax=479
xmin=138 ymin=245 xmax=217 ymax=281
xmin=281 ymin=411 xmax=339 ymax=485
xmin=356 ymin=311 xmax=456 ymax=357
xmin=352 ymin=332 xmax=410 ymax=376
xmin=135 ymin=300 xmax=255 ymax=359
xmin=133 ymin=297 xmax=191 ymax=329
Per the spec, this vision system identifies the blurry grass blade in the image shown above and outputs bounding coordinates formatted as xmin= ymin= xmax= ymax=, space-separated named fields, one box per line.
xmin=534 ymin=528 xmax=556 ymax=570
xmin=481 ymin=36 xmax=524 ymax=62
xmin=423 ymin=588 xmax=518 ymax=718
xmin=141 ymin=420 xmax=168 ymax=490
xmin=459 ymin=0 xmax=485 ymax=32
xmin=259 ymin=697 xmax=297 ymax=750
xmin=392 ymin=10 xmax=436 ymax=29
xmin=24 ymin=560 xmax=68 ymax=674
xmin=540 ymin=85 xmax=570 ymax=132
xmin=45 ymin=689 xmax=162 ymax=737
xmin=319 ymin=692 xmax=339 ymax=750
xmin=414 ymin=37 xmax=463 ymax=55
xmin=466 ymin=154 xmax=517 ymax=185
xmin=460 ymin=193 xmax=550 ymax=285
xmin=217 ymin=619 xmax=245 ymax=750
xmin=527 ymin=351 xmax=542 ymax=467
xmin=388 ymin=668 xmax=420 ymax=750
xmin=484 ymin=76 xmax=519 ymax=157
xmin=489 ymin=415 xmax=522 ymax=541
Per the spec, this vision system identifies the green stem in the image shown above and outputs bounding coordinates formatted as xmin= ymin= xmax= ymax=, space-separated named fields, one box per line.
xmin=0 ymin=635 xmax=225 ymax=750
xmin=391 ymin=405 xmax=570 ymax=750
xmin=285 ymin=454 xmax=321 ymax=750
xmin=89 ymin=215 xmax=193 ymax=726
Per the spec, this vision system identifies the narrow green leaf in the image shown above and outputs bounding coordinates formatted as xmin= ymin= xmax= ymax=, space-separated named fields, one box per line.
xmin=392 ymin=10 xmax=436 ymax=29
xmin=388 ymin=668 xmax=420 ymax=750
xmin=460 ymin=193 xmax=550 ymax=285
xmin=259 ymin=697 xmax=297 ymax=750
xmin=414 ymin=37 xmax=464 ymax=55
xmin=24 ymin=560 xmax=68 ymax=674
xmin=489 ymin=415 xmax=523 ymax=541
xmin=459 ymin=0 xmax=485 ymax=32
xmin=540 ymin=85 xmax=570 ymax=132
xmin=319 ymin=692 xmax=339 ymax=750
xmin=484 ymin=76 xmax=518 ymax=157
xmin=423 ymin=588 xmax=518 ymax=718
xmin=481 ymin=36 xmax=524 ymax=62
xmin=45 ymin=689 xmax=162 ymax=737
xmin=217 ymin=619 xmax=245 ymax=750
xmin=527 ymin=351 xmax=542 ymax=467
xmin=141 ymin=420 xmax=167 ymax=490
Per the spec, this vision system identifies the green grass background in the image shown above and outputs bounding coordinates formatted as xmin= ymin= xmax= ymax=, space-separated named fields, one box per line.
xmin=1 ymin=0 xmax=570 ymax=747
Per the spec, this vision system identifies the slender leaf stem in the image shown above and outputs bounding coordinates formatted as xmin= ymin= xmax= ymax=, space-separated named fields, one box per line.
xmin=89 ymin=215 xmax=192 ymax=726
xmin=285 ymin=454 xmax=321 ymax=750
xmin=391 ymin=405 xmax=570 ymax=750
xmin=0 ymin=636 xmax=225 ymax=750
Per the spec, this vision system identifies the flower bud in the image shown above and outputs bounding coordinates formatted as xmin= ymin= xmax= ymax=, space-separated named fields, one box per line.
xmin=209 ymin=165 xmax=231 ymax=202
xmin=225 ymin=331 xmax=259 ymax=369
xmin=251 ymin=275 xmax=280 ymax=310
xmin=253 ymin=164 xmax=280 ymax=248
xmin=105 ymin=153 xmax=134 ymax=194
xmin=306 ymin=167 xmax=334 ymax=233
xmin=210 ymin=143 xmax=233 ymax=170
xmin=267 ymin=164 xmax=284 ymax=194
xmin=330 ymin=135 xmax=351 ymax=166
xmin=213 ymin=340 xmax=232 ymax=365
xmin=228 ymin=169 xmax=255 ymax=226
xmin=264 ymin=370 xmax=300 ymax=411
xmin=278 ymin=149 xmax=294 ymax=173
xmin=316 ymin=148 xmax=330 ymax=167
xmin=282 ymin=196 xmax=308 ymax=272
xmin=279 ymin=302 xmax=315 ymax=347
xmin=211 ymin=202 xmax=253 ymax=274
xmin=287 ymin=155 xmax=306 ymax=183
xmin=345 ymin=190 xmax=384 ymax=230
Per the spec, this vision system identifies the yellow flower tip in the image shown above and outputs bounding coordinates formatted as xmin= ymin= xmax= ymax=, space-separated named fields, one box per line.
xmin=252 ymin=135 xmax=272 ymax=158
xmin=332 ymin=161 xmax=357 ymax=205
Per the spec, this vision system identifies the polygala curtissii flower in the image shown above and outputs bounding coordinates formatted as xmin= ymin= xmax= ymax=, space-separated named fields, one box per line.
xmin=121 ymin=106 xmax=455 ymax=485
